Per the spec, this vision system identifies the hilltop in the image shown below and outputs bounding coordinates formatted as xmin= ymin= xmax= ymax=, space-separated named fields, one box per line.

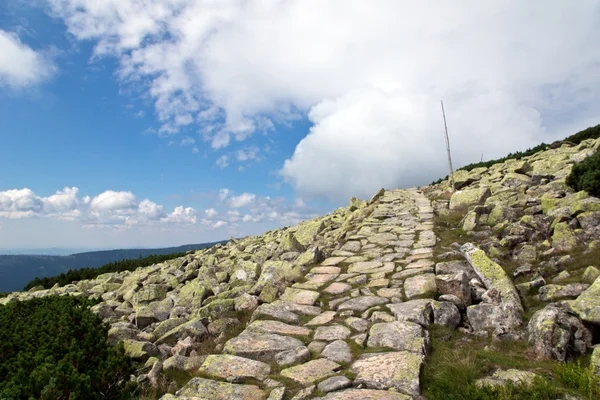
xmin=1 ymin=127 xmax=600 ymax=399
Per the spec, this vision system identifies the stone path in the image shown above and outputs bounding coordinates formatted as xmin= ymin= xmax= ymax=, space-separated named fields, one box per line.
xmin=164 ymin=189 xmax=440 ymax=400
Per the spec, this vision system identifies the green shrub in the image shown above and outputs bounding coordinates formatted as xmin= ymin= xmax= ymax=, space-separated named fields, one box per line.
xmin=23 ymin=252 xmax=187 ymax=291
xmin=566 ymin=150 xmax=600 ymax=197
xmin=0 ymin=296 xmax=136 ymax=399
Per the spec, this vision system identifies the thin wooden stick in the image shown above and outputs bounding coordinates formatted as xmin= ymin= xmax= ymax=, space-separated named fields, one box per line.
xmin=441 ymin=100 xmax=455 ymax=187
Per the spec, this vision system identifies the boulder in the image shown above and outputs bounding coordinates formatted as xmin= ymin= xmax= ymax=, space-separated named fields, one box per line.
xmin=570 ymin=276 xmax=600 ymax=325
xmin=527 ymin=304 xmax=592 ymax=361
xmin=174 ymin=377 xmax=265 ymax=400
xmin=449 ymin=187 xmax=491 ymax=211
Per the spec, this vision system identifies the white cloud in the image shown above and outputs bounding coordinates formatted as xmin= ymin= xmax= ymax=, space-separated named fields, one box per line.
xmin=228 ymin=192 xmax=256 ymax=208
xmin=89 ymin=190 xmax=137 ymax=212
xmin=204 ymin=208 xmax=218 ymax=218
xmin=0 ymin=187 xmax=197 ymax=227
xmin=216 ymin=154 xmax=229 ymax=168
xmin=0 ymin=29 xmax=54 ymax=88
xmin=218 ymin=188 xmax=230 ymax=201
xmin=236 ymin=147 xmax=259 ymax=161
xmin=48 ymin=1 xmax=600 ymax=199
xmin=180 ymin=137 xmax=196 ymax=146
xmin=213 ymin=220 xmax=226 ymax=228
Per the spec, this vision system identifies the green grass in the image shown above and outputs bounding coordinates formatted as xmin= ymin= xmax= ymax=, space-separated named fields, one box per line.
xmin=421 ymin=325 xmax=600 ymax=400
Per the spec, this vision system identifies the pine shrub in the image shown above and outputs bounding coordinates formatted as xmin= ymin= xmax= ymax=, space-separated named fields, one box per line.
xmin=566 ymin=150 xmax=600 ymax=197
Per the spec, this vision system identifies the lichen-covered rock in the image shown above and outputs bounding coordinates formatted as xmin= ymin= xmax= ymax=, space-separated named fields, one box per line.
xmin=350 ymin=351 xmax=424 ymax=396
xmin=435 ymin=272 xmax=471 ymax=306
xmin=461 ymin=243 xmax=523 ymax=316
xmin=173 ymin=377 xmax=266 ymax=400
xmin=571 ymin=276 xmax=600 ymax=325
xmin=122 ymin=339 xmax=158 ymax=360
xmin=280 ymin=359 xmax=341 ymax=385
xmin=404 ymin=273 xmax=436 ymax=300
xmin=527 ymin=304 xmax=592 ymax=361
xmin=539 ymin=283 xmax=589 ymax=302
xmin=552 ymin=222 xmax=578 ymax=252
xmin=198 ymin=354 xmax=271 ymax=382
xmin=449 ymin=187 xmax=491 ymax=211
xmin=223 ymin=331 xmax=307 ymax=363
xmin=476 ymin=369 xmax=538 ymax=388
xmin=367 ymin=321 xmax=429 ymax=355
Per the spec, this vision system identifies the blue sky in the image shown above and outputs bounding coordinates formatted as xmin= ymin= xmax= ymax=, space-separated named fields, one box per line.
xmin=0 ymin=1 xmax=599 ymax=250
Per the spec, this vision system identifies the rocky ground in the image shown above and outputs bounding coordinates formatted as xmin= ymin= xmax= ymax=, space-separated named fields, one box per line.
xmin=2 ymin=137 xmax=600 ymax=399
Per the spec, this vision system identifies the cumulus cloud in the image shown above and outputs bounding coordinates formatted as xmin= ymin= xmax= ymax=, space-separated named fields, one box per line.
xmin=0 ymin=29 xmax=55 ymax=88
xmin=213 ymin=220 xmax=226 ymax=228
xmin=48 ymin=0 xmax=600 ymax=199
xmin=216 ymin=155 xmax=229 ymax=168
xmin=0 ymin=187 xmax=197 ymax=227
xmin=228 ymin=192 xmax=256 ymax=208
xmin=204 ymin=208 xmax=218 ymax=218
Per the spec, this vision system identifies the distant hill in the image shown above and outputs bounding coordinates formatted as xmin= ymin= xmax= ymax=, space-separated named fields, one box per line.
xmin=0 ymin=242 xmax=225 ymax=292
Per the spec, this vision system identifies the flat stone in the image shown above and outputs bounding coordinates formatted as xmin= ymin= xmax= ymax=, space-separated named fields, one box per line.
xmin=404 ymin=259 xmax=435 ymax=270
xmin=224 ymin=331 xmax=307 ymax=363
xmin=348 ymin=261 xmax=395 ymax=275
xmin=350 ymin=351 xmax=424 ymax=396
xmin=198 ymin=354 xmax=271 ymax=382
xmin=314 ymin=389 xmax=412 ymax=400
xmin=247 ymin=320 xmax=312 ymax=338
xmin=311 ymin=267 xmax=342 ymax=274
xmin=280 ymin=288 xmax=320 ymax=305
xmin=345 ymin=317 xmax=370 ymax=332
xmin=321 ymin=340 xmax=353 ymax=363
xmin=322 ymin=257 xmax=347 ymax=266
xmin=175 ymin=377 xmax=265 ymax=400
xmin=337 ymin=296 xmax=388 ymax=312
xmin=367 ymin=279 xmax=390 ymax=288
xmin=305 ymin=311 xmax=337 ymax=326
xmin=367 ymin=321 xmax=429 ymax=355
xmin=280 ymin=359 xmax=341 ymax=385
xmin=271 ymin=300 xmax=322 ymax=316
xmin=387 ymin=299 xmax=433 ymax=327
xmin=274 ymin=346 xmax=311 ymax=367
xmin=317 ymin=376 xmax=352 ymax=393
xmin=377 ymin=288 xmax=404 ymax=298
xmin=314 ymin=324 xmax=352 ymax=341
xmin=252 ymin=303 xmax=300 ymax=324
xmin=323 ymin=282 xmax=352 ymax=295
xmin=404 ymin=274 xmax=437 ymax=299
xmin=305 ymin=273 xmax=338 ymax=285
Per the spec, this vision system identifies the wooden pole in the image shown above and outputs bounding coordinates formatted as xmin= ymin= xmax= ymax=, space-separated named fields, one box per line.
xmin=441 ymin=100 xmax=455 ymax=187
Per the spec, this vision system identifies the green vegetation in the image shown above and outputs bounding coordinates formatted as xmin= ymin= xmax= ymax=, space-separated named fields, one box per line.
xmin=433 ymin=124 xmax=600 ymax=184
xmin=567 ymin=149 xmax=600 ymax=196
xmin=422 ymin=326 xmax=600 ymax=400
xmin=0 ymin=296 xmax=136 ymax=399
xmin=23 ymin=252 xmax=187 ymax=291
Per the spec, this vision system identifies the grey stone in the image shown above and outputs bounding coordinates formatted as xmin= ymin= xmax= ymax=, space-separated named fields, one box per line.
xmin=321 ymin=340 xmax=353 ymax=363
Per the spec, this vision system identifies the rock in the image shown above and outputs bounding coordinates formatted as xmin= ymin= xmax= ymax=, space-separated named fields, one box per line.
xmin=252 ymin=303 xmax=300 ymax=324
xmin=314 ymin=389 xmax=412 ymax=400
xmin=552 ymin=222 xmax=578 ymax=252
xmin=591 ymin=347 xmax=600 ymax=375
xmin=147 ymin=359 xmax=162 ymax=387
xmin=345 ymin=317 xmax=370 ymax=332
xmin=449 ymin=187 xmax=491 ymax=211
xmin=570 ymin=276 xmax=600 ymax=325
xmin=274 ymin=346 xmax=311 ymax=367
xmin=583 ymin=266 xmax=600 ymax=283
xmin=198 ymin=354 xmax=271 ymax=382
xmin=235 ymin=293 xmax=259 ymax=312
xmin=223 ymin=331 xmax=307 ymax=363
xmin=476 ymin=369 xmax=538 ymax=388
xmin=280 ymin=288 xmax=320 ymax=305
xmin=156 ymin=318 xmax=207 ymax=345
xmin=539 ymin=283 xmax=590 ymax=301
xmin=467 ymin=303 xmax=522 ymax=331
xmin=314 ymin=324 xmax=352 ymax=341
xmin=431 ymin=301 xmax=461 ymax=329
xmin=404 ymin=274 xmax=436 ymax=299
xmin=461 ymin=243 xmax=524 ymax=317
xmin=305 ymin=311 xmax=337 ymax=326
xmin=337 ymin=296 xmax=388 ymax=313
xmin=321 ymin=340 xmax=353 ymax=363
xmin=280 ymin=359 xmax=341 ymax=385
xmin=174 ymin=377 xmax=265 ymax=400
xmin=163 ymin=354 xmax=206 ymax=372
xmin=435 ymin=260 xmax=477 ymax=281
xmin=367 ymin=321 xmax=429 ymax=355
xmin=387 ymin=299 xmax=434 ymax=327
xmin=350 ymin=351 xmax=424 ymax=396
xmin=247 ymin=320 xmax=312 ymax=339
xmin=267 ymin=387 xmax=285 ymax=400
xmin=290 ymin=385 xmax=315 ymax=400
xmin=435 ymin=272 xmax=471 ymax=305
xmin=323 ymin=282 xmax=352 ymax=295
xmin=122 ymin=339 xmax=158 ymax=360
xmin=317 ymin=376 xmax=352 ymax=393
xmin=528 ymin=304 xmax=592 ymax=361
